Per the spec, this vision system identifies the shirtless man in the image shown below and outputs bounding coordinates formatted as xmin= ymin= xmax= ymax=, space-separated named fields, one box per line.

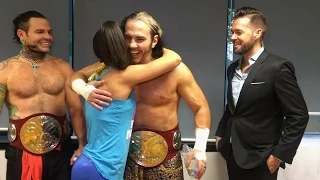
xmin=76 ymin=12 xmax=211 ymax=180
xmin=0 ymin=11 xmax=86 ymax=180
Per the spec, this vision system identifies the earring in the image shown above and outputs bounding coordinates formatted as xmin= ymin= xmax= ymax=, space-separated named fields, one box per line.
xmin=20 ymin=38 xmax=25 ymax=45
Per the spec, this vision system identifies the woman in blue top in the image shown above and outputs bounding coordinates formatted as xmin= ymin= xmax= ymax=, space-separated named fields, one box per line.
xmin=70 ymin=21 xmax=181 ymax=180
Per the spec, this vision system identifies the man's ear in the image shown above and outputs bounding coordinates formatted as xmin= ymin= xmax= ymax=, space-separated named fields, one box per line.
xmin=254 ymin=28 xmax=262 ymax=40
xmin=17 ymin=29 xmax=26 ymax=40
xmin=151 ymin=35 xmax=159 ymax=48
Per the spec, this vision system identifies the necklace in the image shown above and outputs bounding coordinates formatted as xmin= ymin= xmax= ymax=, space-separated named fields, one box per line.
xmin=19 ymin=50 xmax=46 ymax=72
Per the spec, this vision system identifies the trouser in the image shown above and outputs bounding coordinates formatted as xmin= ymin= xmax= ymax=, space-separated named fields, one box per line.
xmin=124 ymin=152 xmax=184 ymax=180
xmin=5 ymin=138 xmax=73 ymax=180
xmin=227 ymin=146 xmax=278 ymax=180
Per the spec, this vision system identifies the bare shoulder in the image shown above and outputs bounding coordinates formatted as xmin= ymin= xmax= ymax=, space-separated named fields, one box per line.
xmin=175 ymin=62 xmax=191 ymax=72
xmin=49 ymin=55 xmax=71 ymax=67
xmin=0 ymin=55 xmax=21 ymax=72
xmin=173 ymin=62 xmax=196 ymax=83
xmin=0 ymin=60 xmax=9 ymax=72
xmin=48 ymin=55 xmax=73 ymax=74
xmin=0 ymin=55 xmax=21 ymax=84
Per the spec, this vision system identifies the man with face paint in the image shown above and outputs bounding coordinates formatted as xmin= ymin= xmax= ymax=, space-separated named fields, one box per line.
xmin=0 ymin=11 xmax=87 ymax=180
xmin=215 ymin=7 xmax=309 ymax=180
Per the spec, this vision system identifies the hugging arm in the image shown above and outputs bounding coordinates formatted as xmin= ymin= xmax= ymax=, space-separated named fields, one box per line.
xmin=70 ymin=62 xmax=112 ymax=110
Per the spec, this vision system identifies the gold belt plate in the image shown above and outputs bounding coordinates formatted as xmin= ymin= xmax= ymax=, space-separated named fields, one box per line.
xmin=129 ymin=131 xmax=168 ymax=167
xmin=20 ymin=115 xmax=62 ymax=154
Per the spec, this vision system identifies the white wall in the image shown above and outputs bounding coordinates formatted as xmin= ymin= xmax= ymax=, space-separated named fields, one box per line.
xmin=0 ymin=151 xmax=5 ymax=180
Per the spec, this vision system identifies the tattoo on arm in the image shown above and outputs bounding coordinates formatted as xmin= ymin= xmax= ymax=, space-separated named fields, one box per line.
xmin=0 ymin=84 xmax=6 ymax=112
xmin=1 ymin=58 xmax=21 ymax=118
xmin=6 ymin=102 xmax=20 ymax=120
xmin=0 ymin=61 xmax=8 ymax=71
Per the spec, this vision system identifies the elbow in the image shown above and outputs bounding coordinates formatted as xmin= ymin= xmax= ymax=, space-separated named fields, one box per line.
xmin=194 ymin=106 xmax=211 ymax=127
xmin=302 ymin=113 xmax=309 ymax=128
xmin=169 ymin=50 xmax=181 ymax=66
xmin=300 ymin=108 xmax=309 ymax=123
xmin=305 ymin=113 xmax=309 ymax=122
xmin=68 ymin=107 xmax=82 ymax=120
xmin=175 ymin=54 xmax=182 ymax=65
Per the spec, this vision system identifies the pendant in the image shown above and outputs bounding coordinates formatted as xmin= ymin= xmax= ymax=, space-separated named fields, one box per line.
xmin=31 ymin=62 xmax=38 ymax=72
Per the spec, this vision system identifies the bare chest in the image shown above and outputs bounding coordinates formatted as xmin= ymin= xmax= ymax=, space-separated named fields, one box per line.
xmin=8 ymin=65 xmax=65 ymax=98
xmin=134 ymin=73 xmax=178 ymax=105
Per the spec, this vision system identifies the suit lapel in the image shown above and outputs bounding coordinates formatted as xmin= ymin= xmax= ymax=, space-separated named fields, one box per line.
xmin=234 ymin=51 xmax=269 ymax=112
xmin=227 ymin=61 xmax=239 ymax=114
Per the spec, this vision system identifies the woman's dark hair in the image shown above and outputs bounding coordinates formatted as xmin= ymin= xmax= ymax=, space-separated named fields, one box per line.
xmin=12 ymin=11 xmax=46 ymax=43
xmin=93 ymin=21 xmax=131 ymax=70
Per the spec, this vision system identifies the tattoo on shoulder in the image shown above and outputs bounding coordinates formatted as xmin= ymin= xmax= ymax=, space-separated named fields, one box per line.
xmin=0 ymin=55 xmax=20 ymax=71
xmin=0 ymin=61 xmax=8 ymax=71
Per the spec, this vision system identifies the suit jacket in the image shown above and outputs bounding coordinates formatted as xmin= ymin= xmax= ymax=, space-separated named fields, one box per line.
xmin=215 ymin=50 xmax=309 ymax=169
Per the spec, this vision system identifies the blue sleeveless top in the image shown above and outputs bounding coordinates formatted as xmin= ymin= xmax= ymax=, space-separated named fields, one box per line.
xmin=83 ymin=68 xmax=136 ymax=180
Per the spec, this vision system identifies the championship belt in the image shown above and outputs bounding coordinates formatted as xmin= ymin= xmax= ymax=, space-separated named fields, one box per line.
xmin=88 ymin=62 xmax=107 ymax=82
xmin=8 ymin=123 xmax=16 ymax=142
xmin=8 ymin=114 xmax=68 ymax=155
xmin=172 ymin=130 xmax=182 ymax=150
xmin=129 ymin=131 xmax=169 ymax=167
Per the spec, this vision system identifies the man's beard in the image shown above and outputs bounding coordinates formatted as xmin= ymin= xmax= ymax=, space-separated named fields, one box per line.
xmin=26 ymin=44 xmax=50 ymax=53
xmin=234 ymin=38 xmax=255 ymax=55
xmin=139 ymin=49 xmax=153 ymax=64
xmin=23 ymin=44 xmax=48 ymax=59
xmin=26 ymin=44 xmax=38 ymax=51
xmin=130 ymin=44 xmax=153 ymax=64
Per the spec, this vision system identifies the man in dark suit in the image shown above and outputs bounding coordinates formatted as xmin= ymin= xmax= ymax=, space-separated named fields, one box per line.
xmin=215 ymin=6 xmax=309 ymax=180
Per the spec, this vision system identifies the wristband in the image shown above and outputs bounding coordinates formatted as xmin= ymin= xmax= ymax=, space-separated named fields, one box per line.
xmin=194 ymin=128 xmax=210 ymax=161
xmin=71 ymin=79 xmax=96 ymax=100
